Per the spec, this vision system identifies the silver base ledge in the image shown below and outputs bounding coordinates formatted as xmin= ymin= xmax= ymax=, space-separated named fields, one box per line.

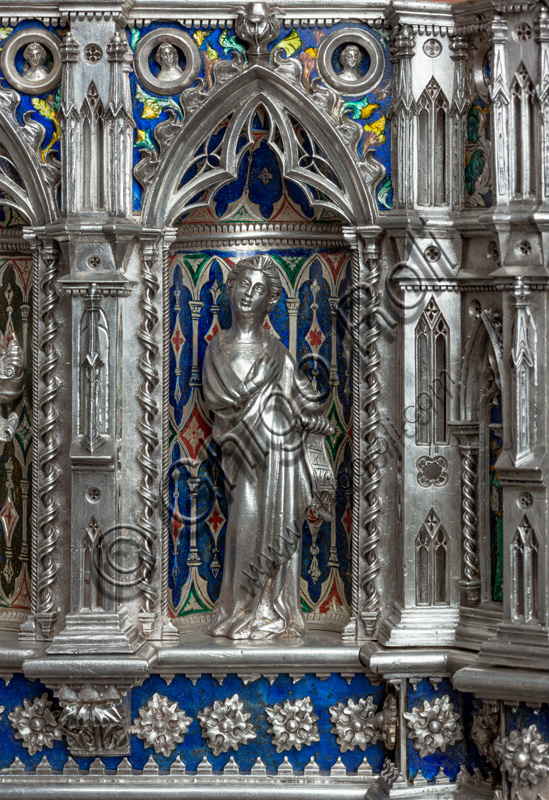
xmin=0 ymin=781 xmax=371 ymax=800
xmin=453 ymin=663 xmax=549 ymax=703
xmin=156 ymin=630 xmax=365 ymax=677
xmin=361 ymin=642 xmax=476 ymax=681
xmin=376 ymin=606 xmax=460 ymax=649
xmin=366 ymin=777 xmax=459 ymax=799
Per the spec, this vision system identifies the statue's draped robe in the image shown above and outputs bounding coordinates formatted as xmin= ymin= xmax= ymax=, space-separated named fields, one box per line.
xmin=203 ymin=332 xmax=318 ymax=639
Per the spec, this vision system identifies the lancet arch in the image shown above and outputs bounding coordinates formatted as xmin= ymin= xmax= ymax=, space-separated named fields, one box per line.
xmin=460 ymin=309 xmax=503 ymax=423
xmin=141 ymin=64 xmax=383 ymax=229
xmin=0 ymin=90 xmax=59 ymax=225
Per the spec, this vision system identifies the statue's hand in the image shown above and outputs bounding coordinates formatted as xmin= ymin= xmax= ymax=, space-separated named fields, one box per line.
xmin=247 ymin=352 xmax=280 ymax=390
xmin=299 ymin=414 xmax=333 ymax=436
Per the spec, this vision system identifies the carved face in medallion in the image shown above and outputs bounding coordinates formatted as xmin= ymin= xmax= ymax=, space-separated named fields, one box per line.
xmin=155 ymin=42 xmax=184 ymax=82
xmin=339 ymin=44 xmax=361 ymax=82
xmin=22 ymin=42 xmax=50 ymax=81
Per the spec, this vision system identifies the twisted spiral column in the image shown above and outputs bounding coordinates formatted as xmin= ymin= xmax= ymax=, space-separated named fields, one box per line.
xmin=137 ymin=242 xmax=161 ymax=636
xmin=342 ymin=228 xmax=382 ymax=640
xmin=359 ymin=239 xmax=382 ymax=635
xmin=460 ymin=443 xmax=480 ymax=604
xmin=161 ymin=232 xmax=178 ymax=639
xmin=37 ymin=244 xmax=61 ymax=632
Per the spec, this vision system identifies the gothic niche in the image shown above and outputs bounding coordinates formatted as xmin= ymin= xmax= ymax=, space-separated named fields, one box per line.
xmin=415 ymin=508 xmax=448 ymax=607
xmin=417 ymin=78 xmax=449 ymax=206
xmin=459 ymin=304 xmax=504 ymax=606
xmin=511 ymin=63 xmax=536 ymax=199
xmin=168 ymin=105 xmax=354 ymax=631
xmin=415 ymin=296 xmax=450 ymax=447
xmin=511 ymin=515 xmax=538 ymax=624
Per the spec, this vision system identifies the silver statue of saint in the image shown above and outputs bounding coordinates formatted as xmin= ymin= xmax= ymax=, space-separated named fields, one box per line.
xmin=202 ymin=255 xmax=334 ymax=640
xmin=155 ymin=42 xmax=184 ymax=82
xmin=22 ymin=42 xmax=50 ymax=81
xmin=338 ymin=44 xmax=361 ymax=82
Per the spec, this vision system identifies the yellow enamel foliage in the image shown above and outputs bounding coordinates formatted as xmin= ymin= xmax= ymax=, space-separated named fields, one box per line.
xmin=205 ymin=43 xmax=219 ymax=61
xmin=364 ymin=115 xmax=387 ymax=143
xmin=272 ymin=29 xmax=302 ymax=56
xmin=360 ymin=103 xmax=379 ymax=120
xmin=193 ymin=30 xmax=210 ymax=47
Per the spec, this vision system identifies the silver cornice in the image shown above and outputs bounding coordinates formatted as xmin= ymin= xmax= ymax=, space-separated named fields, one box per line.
xmin=173 ymin=223 xmax=346 ymax=248
xmin=0 ymin=0 xmax=494 ymax=27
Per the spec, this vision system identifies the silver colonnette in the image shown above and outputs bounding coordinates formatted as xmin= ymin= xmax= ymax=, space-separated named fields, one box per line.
xmin=0 ymin=1 xmax=541 ymax=799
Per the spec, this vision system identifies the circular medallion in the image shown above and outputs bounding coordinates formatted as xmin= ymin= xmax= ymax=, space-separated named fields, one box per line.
xmin=317 ymin=28 xmax=385 ymax=96
xmin=423 ymin=38 xmax=442 ymax=58
xmin=0 ymin=29 xmax=61 ymax=94
xmin=473 ymin=39 xmax=492 ymax=103
xmin=514 ymin=22 xmax=532 ymax=43
xmin=88 ymin=255 xmax=102 ymax=270
xmin=424 ymin=245 xmax=441 ymax=263
xmin=518 ymin=492 xmax=533 ymax=510
xmin=84 ymin=43 xmax=103 ymax=64
xmin=86 ymin=487 xmax=101 ymax=503
xmin=134 ymin=28 xmax=201 ymax=96
xmin=516 ymin=240 xmax=532 ymax=257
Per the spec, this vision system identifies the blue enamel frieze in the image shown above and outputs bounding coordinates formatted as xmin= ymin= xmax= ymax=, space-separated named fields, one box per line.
xmin=0 ymin=672 xmax=387 ymax=774
xmin=405 ymin=678 xmax=493 ymax=781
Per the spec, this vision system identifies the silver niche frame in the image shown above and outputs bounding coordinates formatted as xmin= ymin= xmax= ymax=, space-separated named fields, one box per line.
xmin=137 ymin=63 xmax=386 ymax=642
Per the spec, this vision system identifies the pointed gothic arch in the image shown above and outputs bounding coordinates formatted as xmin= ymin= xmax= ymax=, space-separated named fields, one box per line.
xmin=0 ymin=89 xmax=59 ymax=225
xmin=460 ymin=309 xmax=503 ymax=423
xmin=141 ymin=64 xmax=383 ymax=228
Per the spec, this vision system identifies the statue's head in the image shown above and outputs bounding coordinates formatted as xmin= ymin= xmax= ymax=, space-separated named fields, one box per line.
xmin=23 ymin=42 xmax=48 ymax=69
xmin=340 ymin=44 xmax=360 ymax=71
xmin=227 ymin=255 xmax=282 ymax=316
xmin=155 ymin=42 xmax=178 ymax=68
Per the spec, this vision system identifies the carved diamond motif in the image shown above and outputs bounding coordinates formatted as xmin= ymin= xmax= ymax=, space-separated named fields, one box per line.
xmin=179 ymin=406 xmax=211 ymax=460
xmin=0 ymin=490 xmax=18 ymax=547
xmin=305 ymin=324 xmax=325 ymax=353
xmin=204 ymin=320 xmax=221 ymax=344
xmin=424 ymin=297 xmax=442 ymax=326
xmin=171 ymin=318 xmax=185 ymax=355
xmin=14 ymin=403 xmax=32 ymax=461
